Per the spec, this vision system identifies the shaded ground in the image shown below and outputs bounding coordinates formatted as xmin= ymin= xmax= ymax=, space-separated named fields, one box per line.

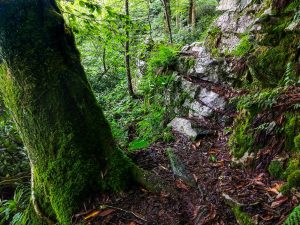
xmin=73 ymin=126 xmax=297 ymax=225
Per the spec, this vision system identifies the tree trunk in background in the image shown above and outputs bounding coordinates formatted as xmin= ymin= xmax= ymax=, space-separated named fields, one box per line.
xmin=161 ymin=0 xmax=173 ymax=43
xmin=189 ymin=0 xmax=196 ymax=29
xmin=125 ymin=0 xmax=136 ymax=98
xmin=0 ymin=0 xmax=146 ymax=224
xmin=148 ymin=0 xmax=153 ymax=39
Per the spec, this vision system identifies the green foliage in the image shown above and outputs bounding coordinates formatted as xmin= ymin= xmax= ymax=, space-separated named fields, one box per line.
xmin=249 ymin=33 xmax=299 ymax=87
xmin=284 ymin=114 xmax=300 ymax=152
xmin=229 ymin=111 xmax=255 ymax=159
xmin=0 ymin=106 xmax=28 ymax=180
xmin=205 ymin=25 xmax=221 ymax=56
xmin=284 ymin=159 xmax=300 ymax=179
xmin=287 ymin=170 xmax=300 ymax=188
xmin=96 ymin=45 xmax=178 ymax=149
xmin=148 ymin=45 xmax=179 ymax=72
xmin=0 ymin=185 xmax=30 ymax=225
xmin=231 ymin=35 xmax=252 ymax=57
xmin=173 ymin=0 xmax=219 ymax=44
xmin=268 ymin=160 xmax=283 ymax=179
xmin=128 ymin=139 xmax=150 ymax=151
xmin=232 ymin=206 xmax=254 ymax=225
xmin=281 ymin=61 xmax=299 ymax=86
xmin=236 ymin=87 xmax=282 ymax=113
xmin=283 ymin=204 xmax=300 ymax=225
xmin=294 ymin=134 xmax=300 ymax=152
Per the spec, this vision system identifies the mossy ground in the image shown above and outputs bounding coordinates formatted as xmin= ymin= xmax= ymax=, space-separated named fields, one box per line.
xmin=232 ymin=206 xmax=254 ymax=225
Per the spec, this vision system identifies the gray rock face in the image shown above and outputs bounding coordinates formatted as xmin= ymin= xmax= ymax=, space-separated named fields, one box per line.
xmin=181 ymin=79 xmax=199 ymax=99
xmin=168 ymin=118 xmax=199 ymax=139
xmin=197 ymin=88 xmax=226 ymax=111
xmin=166 ymin=41 xmax=231 ymax=139
xmin=219 ymin=33 xmax=241 ymax=52
xmin=184 ymin=46 xmax=227 ymax=83
xmin=214 ymin=0 xmax=257 ymax=52
xmin=189 ymin=101 xmax=213 ymax=118
xmin=217 ymin=0 xmax=239 ymax=11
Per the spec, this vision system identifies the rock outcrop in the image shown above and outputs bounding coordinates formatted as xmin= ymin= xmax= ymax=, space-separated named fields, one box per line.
xmin=168 ymin=42 xmax=234 ymax=138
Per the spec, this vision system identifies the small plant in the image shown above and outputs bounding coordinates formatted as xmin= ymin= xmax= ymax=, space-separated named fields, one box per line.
xmin=283 ymin=204 xmax=300 ymax=225
xmin=0 ymin=185 xmax=31 ymax=225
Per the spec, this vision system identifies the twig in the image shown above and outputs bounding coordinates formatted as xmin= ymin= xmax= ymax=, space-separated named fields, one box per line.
xmin=100 ymin=204 xmax=147 ymax=222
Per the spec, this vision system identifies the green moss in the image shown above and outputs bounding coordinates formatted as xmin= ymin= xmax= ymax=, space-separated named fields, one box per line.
xmin=231 ymin=35 xmax=252 ymax=57
xmin=294 ymin=134 xmax=300 ymax=152
xmin=229 ymin=111 xmax=255 ymax=159
xmin=187 ymin=58 xmax=196 ymax=69
xmin=268 ymin=160 xmax=283 ymax=179
xmin=205 ymin=25 xmax=221 ymax=56
xmin=248 ymin=32 xmax=299 ymax=87
xmin=232 ymin=206 xmax=254 ymax=225
xmin=287 ymin=170 xmax=300 ymax=188
xmin=284 ymin=114 xmax=300 ymax=151
xmin=284 ymin=159 xmax=300 ymax=179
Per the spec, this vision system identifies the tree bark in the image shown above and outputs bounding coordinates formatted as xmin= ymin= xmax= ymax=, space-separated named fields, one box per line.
xmin=0 ymin=0 xmax=151 ymax=224
xmin=161 ymin=0 xmax=173 ymax=44
xmin=124 ymin=0 xmax=136 ymax=98
xmin=189 ymin=0 xmax=196 ymax=29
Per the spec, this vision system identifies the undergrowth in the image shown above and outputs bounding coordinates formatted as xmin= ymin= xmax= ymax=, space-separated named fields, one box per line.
xmin=283 ymin=204 xmax=300 ymax=225
xmin=93 ymin=44 xmax=179 ymax=151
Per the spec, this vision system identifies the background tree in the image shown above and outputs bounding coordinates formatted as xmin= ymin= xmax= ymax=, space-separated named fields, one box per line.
xmin=161 ymin=0 xmax=173 ymax=43
xmin=125 ymin=0 xmax=136 ymax=97
xmin=0 ymin=0 xmax=160 ymax=224
xmin=189 ymin=0 xmax=196 ymax=29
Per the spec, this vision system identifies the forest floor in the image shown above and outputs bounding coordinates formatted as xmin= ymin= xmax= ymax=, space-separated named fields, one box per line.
xmin=73 ymin=130 xmax=296 ymax=225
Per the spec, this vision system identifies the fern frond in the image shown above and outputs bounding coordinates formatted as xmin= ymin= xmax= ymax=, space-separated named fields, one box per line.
xmin=283 ymin=204 xmax=300 ymax=225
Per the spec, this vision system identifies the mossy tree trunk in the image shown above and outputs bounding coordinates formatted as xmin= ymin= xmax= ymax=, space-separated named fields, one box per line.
xmin=0 ymin=0 xmax=150 ymax=224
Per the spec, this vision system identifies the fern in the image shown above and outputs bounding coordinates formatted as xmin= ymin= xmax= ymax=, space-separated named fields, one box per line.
xmin=283 ymin=205 xmax=300 ymax=225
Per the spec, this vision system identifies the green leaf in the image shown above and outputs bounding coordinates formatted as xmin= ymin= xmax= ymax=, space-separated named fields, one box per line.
xmin=128 ymin=139 xmax=149 ymax=151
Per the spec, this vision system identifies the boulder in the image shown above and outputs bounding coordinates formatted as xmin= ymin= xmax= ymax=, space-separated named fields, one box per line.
xmin=168 ymin=118 xmax=199 ymax=139
xmin=189 ymin=101 xmax=213 ymax=118
xmin=197 ymin=88 xmax=226 ymax=111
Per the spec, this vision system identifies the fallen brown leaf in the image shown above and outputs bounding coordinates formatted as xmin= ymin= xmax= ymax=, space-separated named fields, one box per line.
xmin=271 ymin=196 xmax=288 ymax=208
xmin=98 ymin=209 xmax=115 ymax=217
xmin=128 ymin=222 xmax=136 ymax=225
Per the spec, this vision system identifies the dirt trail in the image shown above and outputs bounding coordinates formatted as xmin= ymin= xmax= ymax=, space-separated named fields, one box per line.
xmin=74 ymin=123 xmax=296 ymax=225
